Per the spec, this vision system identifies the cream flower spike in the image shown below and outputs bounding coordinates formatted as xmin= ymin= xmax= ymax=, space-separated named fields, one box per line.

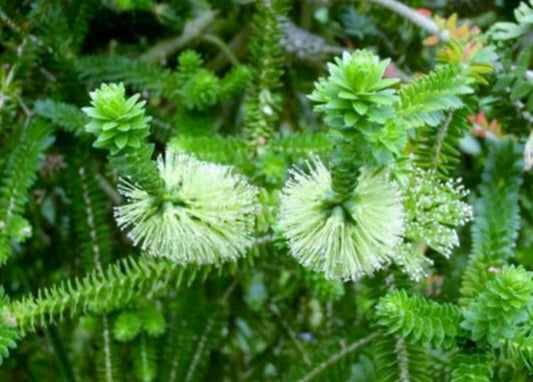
xmin=114 ymin=149 xmax=259 ymax=264
xmin=279 ymin=157 xmax=404 ymax=280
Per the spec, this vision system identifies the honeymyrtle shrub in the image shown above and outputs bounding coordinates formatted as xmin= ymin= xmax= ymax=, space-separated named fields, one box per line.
xmin=1 ymin=0 xmax=533 ymax=381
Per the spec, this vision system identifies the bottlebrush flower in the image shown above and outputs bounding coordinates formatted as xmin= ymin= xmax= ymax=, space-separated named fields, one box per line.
xmin=114 ymin=149 xmax=259 ymax=264
xmin=279 ymin=158 xmax=404 ymax=280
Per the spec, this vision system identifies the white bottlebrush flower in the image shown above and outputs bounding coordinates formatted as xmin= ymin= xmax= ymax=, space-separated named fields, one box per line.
xmin=279 ymin=158 xmax=404 ymax=281
xmin=114 ymin=149 xmax=259 ymax=264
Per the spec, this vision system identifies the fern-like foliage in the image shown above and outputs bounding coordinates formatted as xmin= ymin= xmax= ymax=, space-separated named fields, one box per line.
xmin=64 ymin=146 xmax=114 ymax=269
xmin=265 ymin=132 xmax=331 ymax=160
xmin=397 ymin=65 xmax=473 ymax=128
xmin=159 ymin=290 xmax=226 ymax=382
xmin=460 ymin=137 xmax=523 ymax=306
xmin=450 ymin=354 xmax=492 ymax=382
xmin=66 ymin=0 xmax=101 ymax=47
xmin=169 ymin=134 xmax=249 ymax=167
xmin=220 ymin=66 xmax=253 ymax=100
xmin=372 ymin=333 xmax=431 ymax=382
xmin=76 ymin=55 xmax=178 ymax=99
xmin=34 ymin=99 xmax=88 ymax=134
xmin=77 ymin=53 xmax=250 ymax=112
xmin=375 ymin=290 xmax=461 ymax=348
xmin=413 ymin=107 xmax=471 ymax=177
xmin=0 ymin=121 xmax=53 ymax=265
xmin=243 ymin=0 xmax=288 ymax=144
xmin=1 ymin=256 xmax=213 ymax=334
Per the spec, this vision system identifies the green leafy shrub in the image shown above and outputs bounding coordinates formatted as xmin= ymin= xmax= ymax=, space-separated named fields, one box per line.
xmin=1 ymin=0 xmax=533 ymax=380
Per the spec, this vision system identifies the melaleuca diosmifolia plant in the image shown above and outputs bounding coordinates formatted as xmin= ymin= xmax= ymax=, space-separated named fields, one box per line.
xmin=1 ymin=0 xmax=533 ymax=380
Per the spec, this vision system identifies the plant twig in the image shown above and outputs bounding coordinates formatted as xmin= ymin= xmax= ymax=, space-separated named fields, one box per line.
xmin=296 ymin=333 xmax=378 ymax=382
xmin=358 ymin=0 xmax=450 ymax=42
xmin=269 ymin=303 xmax=311 ymax=365
xmin=141 ymin=10 xmax=218 ymax=64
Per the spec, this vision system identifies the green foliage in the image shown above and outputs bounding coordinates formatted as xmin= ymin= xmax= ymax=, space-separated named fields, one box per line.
xmin=397 ymin=65 xmax=473 ymax=129
xmin=133 ymin=334 xmax=157 ymax=382
xmin=82 ymin=83 xmax=152 ymax=156
xmin=137 ymin=305 xmax=165 ymax=337
xmin=283 ymin=334 xmax=377 ymax=382
xmin=81 ymin=82 xmax=164 ymax=196
xmin=64 ymin=148 xmax=114 ymax=269
xmin=376 ymin=290 xmax=461 ymax=348
xmin=309 ymin=50 xmax=398 ymax=132
xmin=158 ymin=290 xmax=227 ymax=382
xmin=180 ymin=70 xmax=220 ymax=110
xmin=0 ymin=121 xmax=53 ymax=265
xmin=265 ymin=132 xmax=331 ymax=159
xmin=501 ymin=331 xmax=533 ymax=371
xmin=492 ymin=46 xmax=533 ymax=121
xmin=0 ymin=289 xmax=18 ymax=365
xmin=34 ymin=99 xmax=88 ymax=134
xmin=3 ymin=0 xmax=533 ymax=379
xmin=77 ymin=52 xmax=250 ymax=111
xmin=437 ymin=39 xmax=497 ymax=86
xmin=309 ymin=50 xmax=400 ymax=198
xmin=372 ymin=333 xmax=431 ymax=382
xmin=77 ymin=55 xmax=178 ymax=98
xmin=114 ymin=311 xmax=142 ymax=341
xmin=220 ymin=65 xmax=253 ymax=100
xmin=450 ymin=354 xmax=492 ymax=382
xmin=461 ymin=265 xmax=533 ymax=347
xmin=96 ymin=316 xmax=121 ymax=382
xmin=490 ymin=0 xmax=533 ymax=40
xmin=460 ymin=137 xmax=523 ymax=305
xmin=169 ymin=134 xmax=249 ymax=166
xmin=303 ymin=270 xmax=345 ymax=302
xmin=413 ymin=107 xmax=472 ymax=177
xmin=1 ymin=256 xmax=211 ymax=334
xmin=243 ymin=0 xmax=288 ymax=144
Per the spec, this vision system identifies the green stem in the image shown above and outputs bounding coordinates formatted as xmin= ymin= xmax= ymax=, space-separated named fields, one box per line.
xmin=328 ymin=136 xmax=361 ymax=204
xmin=296 ymin=333 xmax=378 ymax=382
xmin=201 ymin=34 xmax=240 ymax=66
xmin=48 ymin=327 xmax=76 ymax=382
